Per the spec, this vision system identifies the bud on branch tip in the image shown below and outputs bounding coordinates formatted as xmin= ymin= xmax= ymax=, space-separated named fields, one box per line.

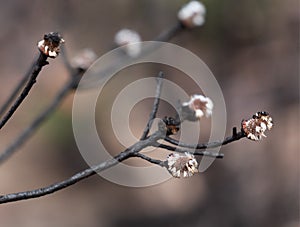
xmin=37 ymin=32 xmax=65 ymax=58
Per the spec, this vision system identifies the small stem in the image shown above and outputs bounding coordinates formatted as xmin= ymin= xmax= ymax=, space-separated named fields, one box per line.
xmin=154 ymin=22 xmax=185 ymax=42
xmin=154 ymin=143 xmax=224 ymax=158
xmin=0 ymin=52 xmax=48 ymax=129
xmin=164 ymin=130 xmax=246 ymax=150
xmin=133 ymin=152 xmax=166 ymax=167
xmin=232 ymin=127 xmax=237 ymax=137
xmin=140 ymin=72 xmax=164 ymax=140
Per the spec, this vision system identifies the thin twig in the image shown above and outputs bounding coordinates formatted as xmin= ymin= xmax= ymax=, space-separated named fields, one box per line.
xmin=0 ymin=130 xmax=165 ymax=204
xmin=0 ymin=56 xmax=40 ymax=117
xmin=140 ymin=71 xmax=164 ymax=140
xmin=0 ymin=52 xmax=48 ymax=129
xmin=154 ymin=143 xmax=224 ymax=158
xmin=0 ymin=76 xmax=79 ymax=164
xmin=133 ymin=152 xmax=167 ymax=167
xmin=154 ymin=22 xmax=185 ymax=42
xmin=0 ymin=156 xmax=120 ymax=204
xmin=164 ymin=128 xmax=246 ymax=150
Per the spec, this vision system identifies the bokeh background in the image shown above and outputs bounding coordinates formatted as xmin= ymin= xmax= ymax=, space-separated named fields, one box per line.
xmin=0 ymin=0 xmax=299 ymax=226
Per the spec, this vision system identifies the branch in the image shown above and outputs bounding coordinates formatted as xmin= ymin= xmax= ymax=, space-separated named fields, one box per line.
xmin=0 ymin=33 xmax=78 ymax=164
xmin=0 ymin=130 xmax=165 ymax=204
xmin=0 ymin=156 xmax=119 ymax=204
xmin=154 ymin=142 xmax=224 ymax=159
xmin=0 ymin=76 xmax=79 ymax=164
xmin=164 ymin=127 xmax=246 ymax=150
xmin=0 ymin=52 xmax=48 ymax=129
xmin=133 ymin=152 xmax=167 ymax=167
xmin=0 ymin=56 xmax=39 ymax=117
xmin=154 ymin=22 xmax=185 ymax=42
xmin=140 ymin=71 xmax=164 ymax=140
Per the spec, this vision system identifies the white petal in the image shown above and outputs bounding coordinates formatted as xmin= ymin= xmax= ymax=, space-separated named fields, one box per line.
xmin=126 ymin=43 xmax=141 ymax=58
xmin=178 ymin=1 xmax=206 ymax=21
xmin=37 ymin=40 xmax=45 ymax=48
xmin=183 ymin=171 xmax=188 ymax=178
xmin=195 ymin=109 xmax=204 ymax=118
xmin=48 ymin=50 xmax=57 ymax=57
xmin=193 ymin=15 xmax=205 ymax=26
xmin=260 ymin=122 xmax=267 ymax=131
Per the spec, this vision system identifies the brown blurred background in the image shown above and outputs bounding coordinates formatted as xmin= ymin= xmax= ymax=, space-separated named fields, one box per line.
xmin=0 ymin=0 xmax=299 ymax=226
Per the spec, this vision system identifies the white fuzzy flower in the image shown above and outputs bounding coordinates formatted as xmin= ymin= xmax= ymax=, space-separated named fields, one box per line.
xmin=182 ymin=94 xmax=213 ymax=119
xmin=242 ymin=111 xmax=273 ymax=141
xmin=114 ymin=29 xmax=142 ymax=58
xmin=167 ymin=152 xmax=198 ymax=178
xmin=178 ymin=1 xmax=206 ymax=28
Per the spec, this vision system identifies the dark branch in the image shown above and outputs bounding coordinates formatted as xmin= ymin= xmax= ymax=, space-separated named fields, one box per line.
xmin=133 ymin=152 xmax=167 ymax=167
xmin=140 ymin=71 xmax=164 ymax=140
xmin=0 ymin=56 xmax=40 ymax=117
xmin=154 ymin=143 xmax=224 ymax=159
xmin=0 ymin=156 xmax=119 ymax=204
xmin=154 ymin=22 xmax=185 ymax=42
xmin=164 ymin=128 xmax=246 ymax=150
xmin=0 ymin=77 xmax=79 ymax=164
xmin=0 ymin=130 xmax=165 ymax=204
xmin=0 ymin=52 xmax=48 ymax=129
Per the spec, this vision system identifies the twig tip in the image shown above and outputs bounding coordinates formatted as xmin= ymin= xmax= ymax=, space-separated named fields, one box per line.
xmin=38 ymin=32 xmax=64 ymax=58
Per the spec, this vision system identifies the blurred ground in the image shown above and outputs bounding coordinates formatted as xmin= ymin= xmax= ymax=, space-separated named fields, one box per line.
xmin=0 ymin=0 xmax=299 ymax=227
